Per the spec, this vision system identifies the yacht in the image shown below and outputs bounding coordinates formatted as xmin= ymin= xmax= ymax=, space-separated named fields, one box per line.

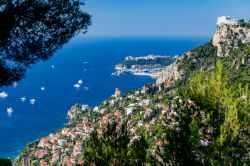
xmin=30 ymin=98 xmax=36 ymax=105
xmin=7 ymin=107 xmax=14 ymax=115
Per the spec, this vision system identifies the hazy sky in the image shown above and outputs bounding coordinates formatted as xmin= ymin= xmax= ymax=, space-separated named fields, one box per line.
xmin=83 ymin=0 xmax=250 ymax=37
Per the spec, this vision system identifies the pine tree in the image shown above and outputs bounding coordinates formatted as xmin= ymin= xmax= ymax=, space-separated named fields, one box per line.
xmin=83 ymin=121 xmax=148 ymax=166
xmin=186 ymin=61 xmax=250 ymax=164
xmin=0 ymin=159 xmax=12 ymax=166
xmin=154 ymin=61 xmax=249 ymax=165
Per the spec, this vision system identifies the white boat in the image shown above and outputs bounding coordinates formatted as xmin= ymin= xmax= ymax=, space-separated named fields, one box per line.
xmin=111 ymin=71 xmax=122 ymax=76
xmin=78 ymin=79 xmax=83 ymax=85
xmin=30 ymin=99 xmax=36 ymax=105
xmin=73 ymin=84 xmax=81 ymax=88
xmin=7 ymin=107 xmax=14 ymax=115
xmin=41 ymin=87 xmax=45 ymax=91
xmin=0 ymin=91 xmax=8 ymax=99
xmin=20 ymin=97 xmax=26 ymax=102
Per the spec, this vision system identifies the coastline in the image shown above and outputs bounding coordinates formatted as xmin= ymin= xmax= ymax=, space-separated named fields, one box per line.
xmin=7 ymin=37 xmax=207 ymax=162
xmin=112 ymin=54 xmax=178 ymax=79
xmin=111 ymin=70 xmax=158 ymax=78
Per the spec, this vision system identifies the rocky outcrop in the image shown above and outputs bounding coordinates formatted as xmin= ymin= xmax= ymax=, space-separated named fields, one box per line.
xmin=212 ymin=23 xmax=250 ymax=57
xmin=155 ymin=60 xmax=182 ymax=85
xmin=156 ymin=17 xmax=250 ymax=85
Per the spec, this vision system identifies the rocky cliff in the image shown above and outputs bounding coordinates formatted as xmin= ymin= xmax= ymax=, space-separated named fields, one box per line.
xmin=156 ymin=17 xmax=250 ymax=85
xmin=212 ymin=23 xmax=250 ymax=57
xmin=155 ymin=58 xmax=182 ymax=85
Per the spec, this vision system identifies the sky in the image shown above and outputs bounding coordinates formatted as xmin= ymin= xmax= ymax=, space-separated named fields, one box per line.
xmin=82 ymin=0 xmax=250 ymax=37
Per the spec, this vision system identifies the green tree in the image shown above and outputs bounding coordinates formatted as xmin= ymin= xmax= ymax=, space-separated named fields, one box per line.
xmin=239 ymin=19 xmax=246 ymax=27
xmin=83 ymin=121 xmax=148 ymax=166
xmin=0 ymin=159 xmax=12 ymax=166
xmin=154 ymin=61 xmax=249 ymax=165
xmin=186 ymin=61 xmax=250 ymax=165
xmin=153 ymin=98 xmax=204 ymax=166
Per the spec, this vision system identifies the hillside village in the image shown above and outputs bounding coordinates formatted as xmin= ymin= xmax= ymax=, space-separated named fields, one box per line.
xmin=16 ymin=84 xmax=180 ymax=165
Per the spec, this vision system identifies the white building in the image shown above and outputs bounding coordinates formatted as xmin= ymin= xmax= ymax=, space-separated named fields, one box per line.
xmin=126 ymin=106 xmax=135 ymax=115
xmin=58 ymin=139 xmax=67 ymax=147
xmin=93 ymin=106 xmax=99 ymax=112
xmin=217 ymin=16 xmax=239 ymax=25
xmin=81 ymin=105 xmax=89 ymax=111
xmin=139 ymin=99 xmax=151 ymax=106
xmin=138 ymin=120 xmax=144 ymax=127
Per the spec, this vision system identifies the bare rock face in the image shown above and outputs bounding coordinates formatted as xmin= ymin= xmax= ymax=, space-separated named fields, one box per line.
xmin=155 ymin=61 xmax=182 ymax=85
xmin=212 ymin=24 xmax=250 ymax=57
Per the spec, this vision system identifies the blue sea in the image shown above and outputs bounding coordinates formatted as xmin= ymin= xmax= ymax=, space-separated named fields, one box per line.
xmin=0 ymin=36 xmax=208 ymax=158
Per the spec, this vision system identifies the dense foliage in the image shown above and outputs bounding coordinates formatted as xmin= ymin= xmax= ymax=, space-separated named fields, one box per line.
xmin=183 ymin=61 xmax=249 ymax=165
xmin=0 ymin=159 xmax=12 ymax=166
xmin=177 ymin=41 xmax=217 ymax=73
xmin=83 ymin=121 xmax=148 ymax=166
xmin=223 ymin=43 xmax=250 ymax=84
xmin=239 ymin=19 xmax=250 ymax=29
xmin=147 ymin=62 xmax=249 ymax=166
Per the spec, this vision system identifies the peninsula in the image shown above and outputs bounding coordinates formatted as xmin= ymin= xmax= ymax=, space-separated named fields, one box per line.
xmin=112 ymin=55 xmax=177 ymax=78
